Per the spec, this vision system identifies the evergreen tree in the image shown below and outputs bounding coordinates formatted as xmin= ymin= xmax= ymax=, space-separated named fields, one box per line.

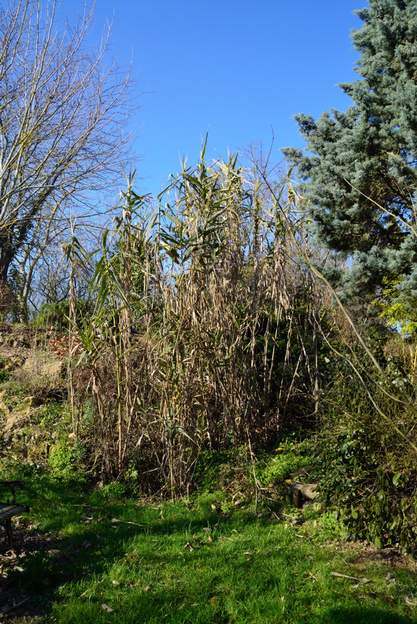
xmin=285 ymin=0 xmax=417 ymax=308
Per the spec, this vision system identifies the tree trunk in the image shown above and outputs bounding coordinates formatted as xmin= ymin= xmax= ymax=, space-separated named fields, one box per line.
xmin=0 ymin=253 xmax=14 ymax=319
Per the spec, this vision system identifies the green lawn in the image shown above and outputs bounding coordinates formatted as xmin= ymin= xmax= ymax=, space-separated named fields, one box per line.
xmin=3 ymin=478 xmax=417 ymax=624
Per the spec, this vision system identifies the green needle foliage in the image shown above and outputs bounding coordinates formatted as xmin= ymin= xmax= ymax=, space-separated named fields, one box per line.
xmin=285 ymin=0 xmax=417 ymax=308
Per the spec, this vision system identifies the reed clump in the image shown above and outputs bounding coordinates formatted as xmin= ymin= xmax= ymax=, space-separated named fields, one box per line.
xmin=67 ymin=153 xmax=327 ymax=494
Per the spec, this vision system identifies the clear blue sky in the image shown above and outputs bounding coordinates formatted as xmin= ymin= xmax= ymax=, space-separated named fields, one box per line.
xmin=60 ymin=0 xmax=363 ymax=195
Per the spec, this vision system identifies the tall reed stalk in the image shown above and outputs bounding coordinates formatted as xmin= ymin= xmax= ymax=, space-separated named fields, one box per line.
xmin=71 ymin=155 xmax=325 ymax=492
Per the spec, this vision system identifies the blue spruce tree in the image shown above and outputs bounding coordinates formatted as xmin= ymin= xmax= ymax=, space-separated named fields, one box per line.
xmin=285 ymin=0 xmax=417 ymax=315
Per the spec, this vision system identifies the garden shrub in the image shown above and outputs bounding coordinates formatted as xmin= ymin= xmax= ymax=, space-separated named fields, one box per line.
xmin=48 ymin=438 xmax=86 ymax=482
xmin=315 ymin=349 xmax=417 ymax=552
xmin=33 ymin=300 xmax=92 ymax=331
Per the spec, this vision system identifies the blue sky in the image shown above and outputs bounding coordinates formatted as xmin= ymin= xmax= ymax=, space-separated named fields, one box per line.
xmin=60 ymin=1 xmax=363 ymax=195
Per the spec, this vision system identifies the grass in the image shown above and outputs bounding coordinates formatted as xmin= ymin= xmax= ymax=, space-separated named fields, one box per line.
xmin=2 ymin=477 xmax=417 ymax=623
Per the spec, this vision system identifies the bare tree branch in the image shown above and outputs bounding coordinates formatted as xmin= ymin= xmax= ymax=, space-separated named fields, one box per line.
xmin=0 ymin=0 xmax=130 ymax=315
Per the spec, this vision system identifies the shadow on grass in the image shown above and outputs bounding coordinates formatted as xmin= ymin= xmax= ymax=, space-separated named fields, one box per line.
xmin=320 ymin=607 xmax=417 ymax=624
xmin=2 ymin=476 xmax=417 ymax=623
xmin=1 ymin=476 xmax=267 ymax=619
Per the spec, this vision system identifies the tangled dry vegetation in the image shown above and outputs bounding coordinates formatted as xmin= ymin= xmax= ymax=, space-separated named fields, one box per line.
xmin=62 ymin=154 xmax=330 ymax=494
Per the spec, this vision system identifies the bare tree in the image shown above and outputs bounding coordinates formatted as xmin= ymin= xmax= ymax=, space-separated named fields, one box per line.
xmin=0 ymin=0 xmax=129 ymax=314
xmin=13 ymin=214 xmax=70 ymax=314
